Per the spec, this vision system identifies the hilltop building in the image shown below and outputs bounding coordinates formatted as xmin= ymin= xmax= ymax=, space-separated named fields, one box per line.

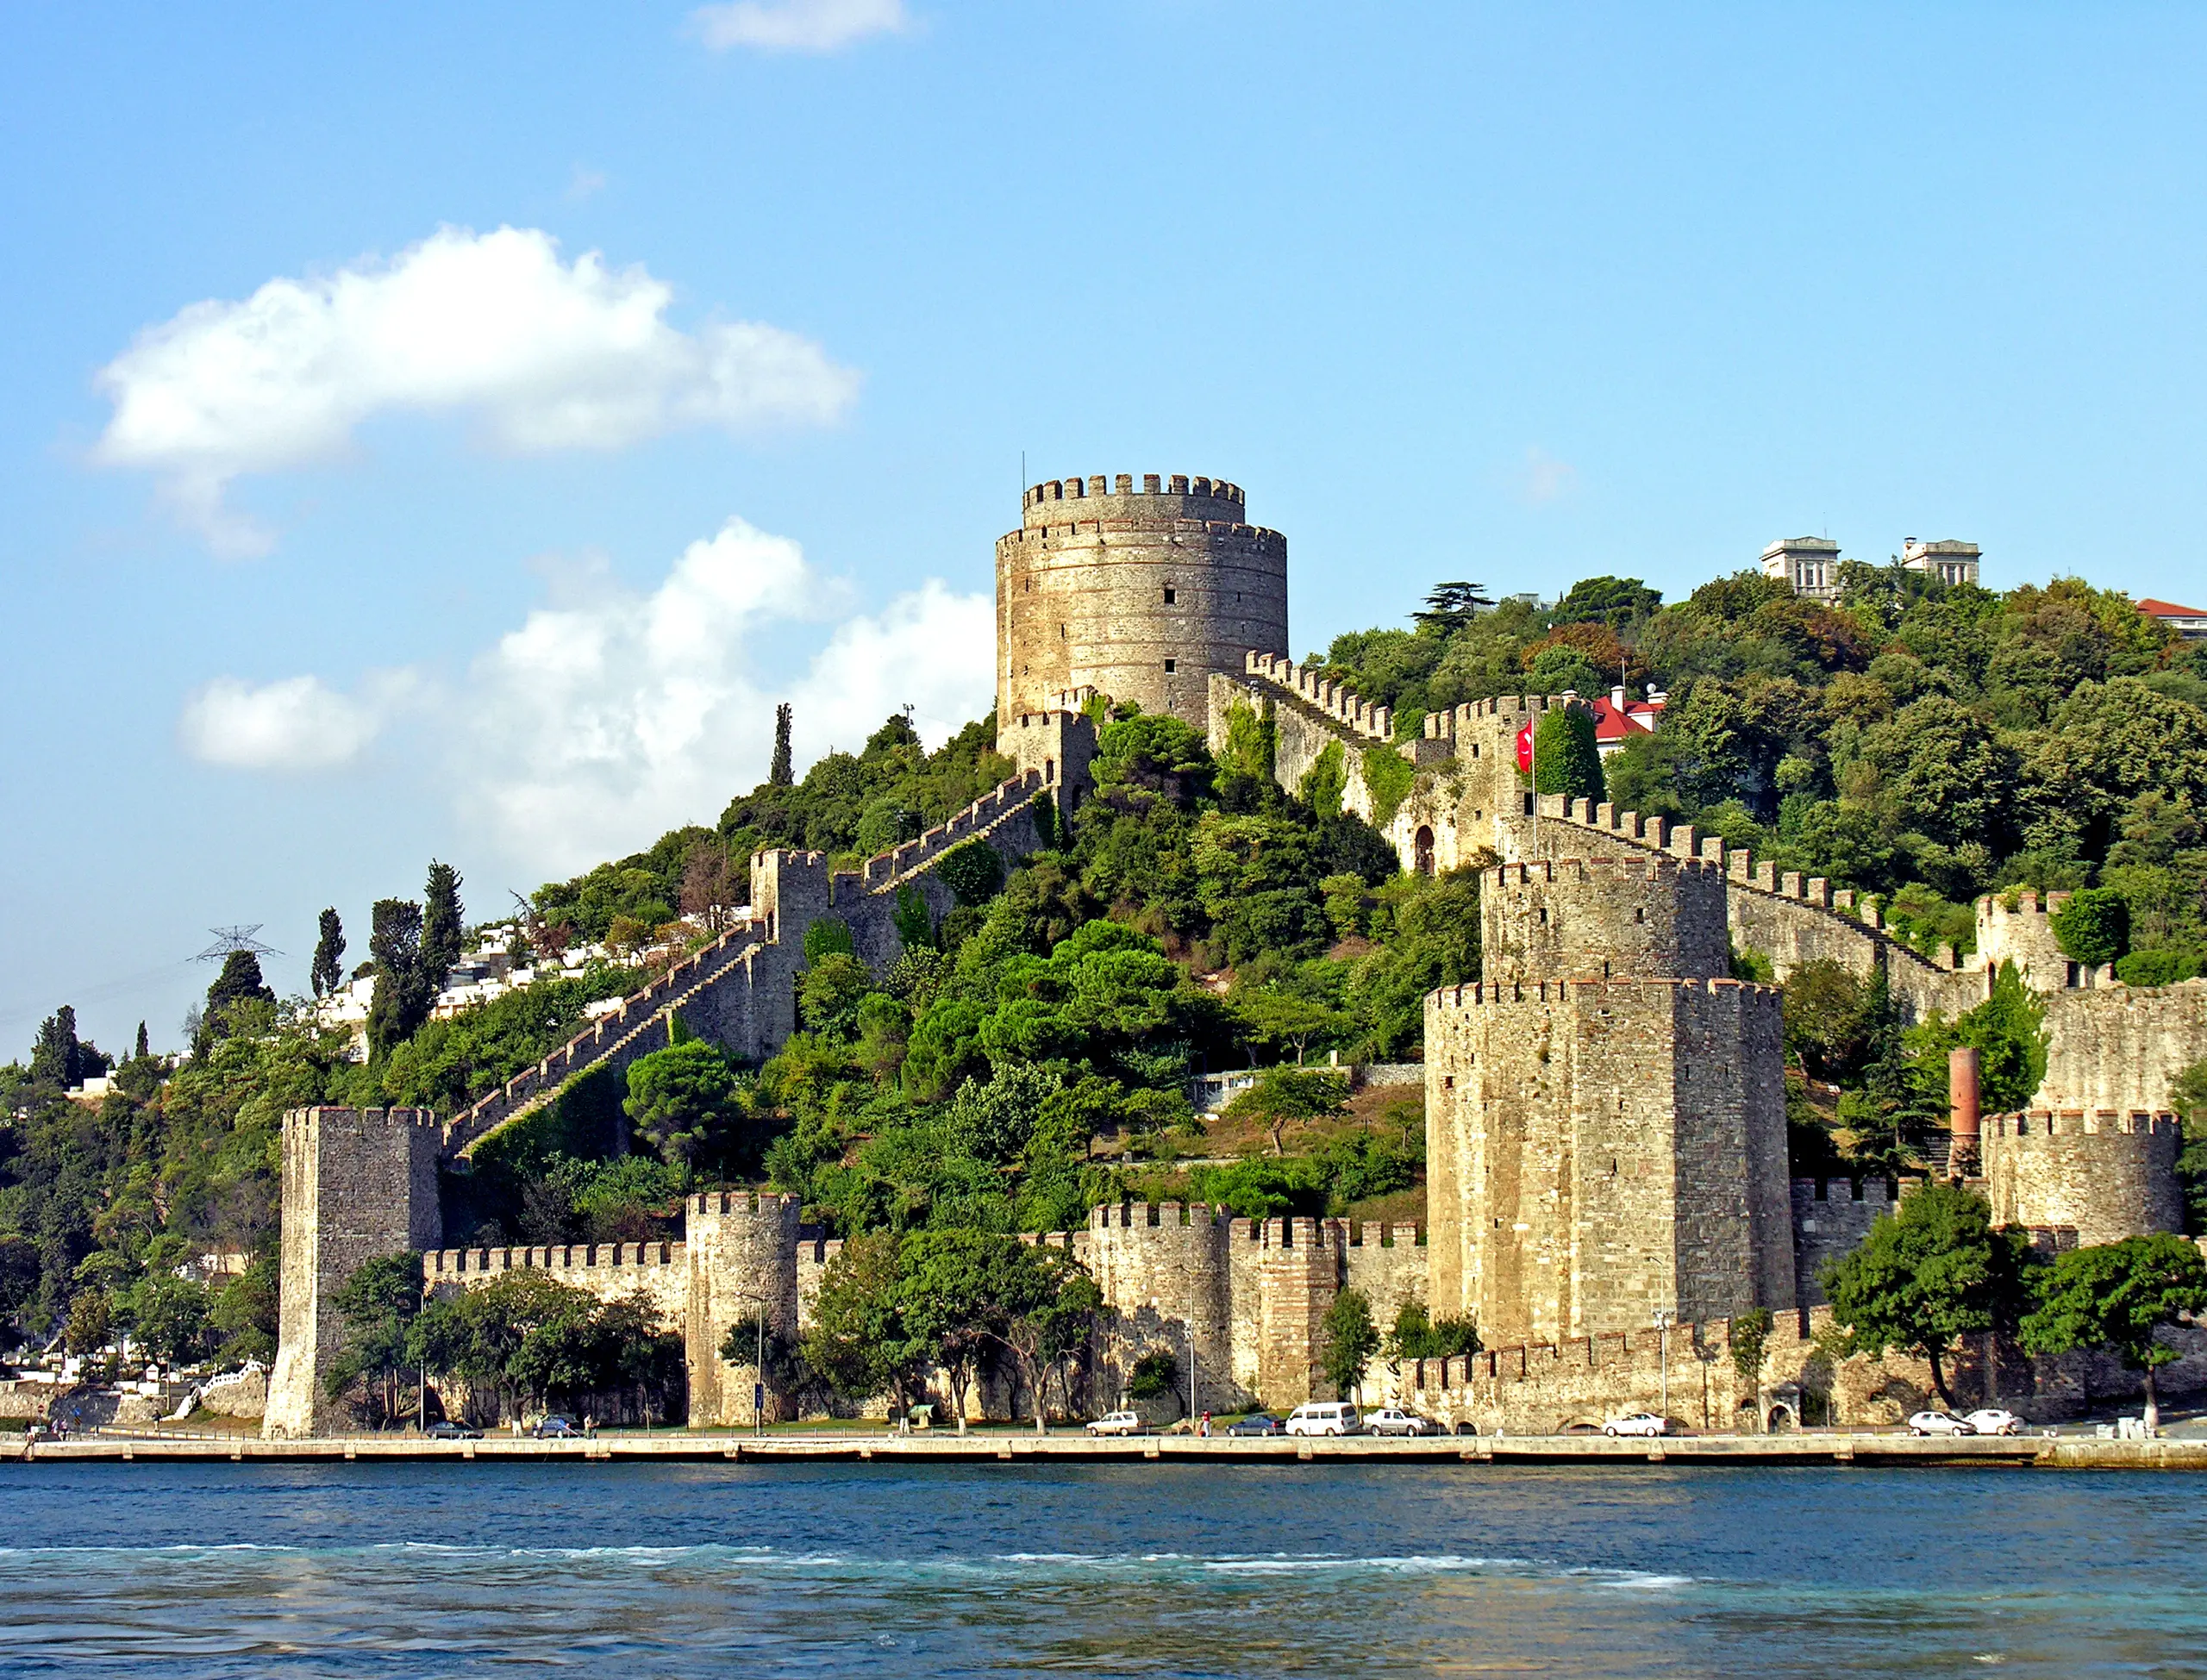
xmin=1759 ymin=534 xmax=1982 ymax=600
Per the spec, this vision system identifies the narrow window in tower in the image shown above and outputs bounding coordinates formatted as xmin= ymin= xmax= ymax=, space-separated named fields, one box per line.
xmin=1162 ymin=586 xmax=1176 ymax=604
xmin=1635 ymin=907 xmax=1646 ymax=923
xmin=1164 ymin=659 xmax=1176 ymax=672
xmin=1060 ymin=625 xmax=1066 ymax=639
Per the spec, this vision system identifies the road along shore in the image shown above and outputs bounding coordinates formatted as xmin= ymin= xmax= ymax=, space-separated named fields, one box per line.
xmin=8 ymin=1433 xmax=2204 ymax=1470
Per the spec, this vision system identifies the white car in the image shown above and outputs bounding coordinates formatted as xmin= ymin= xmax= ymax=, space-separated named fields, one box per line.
xmin=1964 ymin=1408 xmax=2022 ymax=1437
xmin=1285 ymin=1402 xmax=1362 ymax=1437
xmin=1085 ymin=1410 xmax=1147 ymax=1436
xmin=1602 ymin=1412 xmax=1669 ymax=1438
xmin=1907 ymin=1410 xmax=1977 ymax=1437
xmin=1363 ymin=1408 xmax=1439 ymax=1437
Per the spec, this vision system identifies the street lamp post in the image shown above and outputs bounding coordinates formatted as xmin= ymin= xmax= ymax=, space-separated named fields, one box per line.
xmin=1653 ymin=1308 xmax=1675 ymax=1424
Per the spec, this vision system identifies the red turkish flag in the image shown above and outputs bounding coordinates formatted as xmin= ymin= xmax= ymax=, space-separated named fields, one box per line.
xmin=1515 ymin=721 xmax=1535 ymax=773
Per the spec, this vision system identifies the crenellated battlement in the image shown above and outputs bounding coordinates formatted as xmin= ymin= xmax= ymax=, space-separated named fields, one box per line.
xmin=1241 ymin=651 xmax=1395 ymax=742
xmin=857 ymin=770 xmax=1046 ymax=890
xmin=1023 ymin=472 xmax=1245 ymax=516
xmin=1430 ymin=974 xmax=1779 ymax=1010
xmin=689 ymin=1189 xmax=804 ymax=1220
xmin=1984 ymin=1109 xmax=2185 ymax=1246
xmin=1989 ymin=1109 xmax=2181 ymax=1139
xmin=425 ymin=1240 xmax=683 ymax=1279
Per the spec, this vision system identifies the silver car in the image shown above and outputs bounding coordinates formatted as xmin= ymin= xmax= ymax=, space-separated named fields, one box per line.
xmin=1907 ymin=1410 xmax=1977 ymax=1437
xmin=1363 ymin=1408 xmax=1440 ymax=1437
xmin=1964 ymin=1408 xmax=2022 ymax=1436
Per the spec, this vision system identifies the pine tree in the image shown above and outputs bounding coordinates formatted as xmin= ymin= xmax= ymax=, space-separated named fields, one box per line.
xmin=422 ymin=862 xmax=465 ymax=985
xmin=310 ymin=909 xmax=347 ymax=998
xmin=29 ymin=1006 xmax=80 ymax=1087
xmin=770 ymin=703 xmax=794 ymax=786
xmin=365 ymin=898 xmax=432 ymax=1062
xmin=203 ymin=952 xmax=276 ymax=1044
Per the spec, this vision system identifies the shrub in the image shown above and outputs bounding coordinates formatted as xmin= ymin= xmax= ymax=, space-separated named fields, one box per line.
xmin=2050 ymin=887 xmax=2129 ymax=967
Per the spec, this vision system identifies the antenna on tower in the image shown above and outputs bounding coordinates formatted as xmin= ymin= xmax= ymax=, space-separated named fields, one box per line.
xmin=193 ymin=925 xmax=282 ymax=963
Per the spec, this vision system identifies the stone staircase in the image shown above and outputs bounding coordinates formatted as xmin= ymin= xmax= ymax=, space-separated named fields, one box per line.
xmin=437 ymin=767 xmax=1051 ymax=1160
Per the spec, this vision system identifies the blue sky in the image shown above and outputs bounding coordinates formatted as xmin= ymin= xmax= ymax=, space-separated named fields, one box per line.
xmin=3 ymin=3 xmax=2204 ymax=1054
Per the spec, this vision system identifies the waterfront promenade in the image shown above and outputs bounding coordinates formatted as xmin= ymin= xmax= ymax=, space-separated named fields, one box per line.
xmin=11 ymin=1429 xmax=2206 ymax=1469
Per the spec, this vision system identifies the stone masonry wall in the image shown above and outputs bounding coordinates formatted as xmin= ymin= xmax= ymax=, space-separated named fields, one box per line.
xmin=264 ymin=1108 xmax=442 ymax=1440
xmin=1481 ymin=857 xmax=1729 ymax=984
xmin=1983 ymin=1110 xmax=2185 ymax=1246
xmin=685 ymin=1190 xmax=802 ymax=1428
xmin=2036 ymin=984 xmax=2207 ymax=1112
xmin=422 ymin=1241 xmax=689 ymax=1326
xmin=998 ymin=475 xmax=1287 ymax=728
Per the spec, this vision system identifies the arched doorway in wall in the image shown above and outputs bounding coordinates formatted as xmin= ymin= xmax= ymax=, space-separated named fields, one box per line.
xmin=1414 ymin=826 xmax=1435 ymax=876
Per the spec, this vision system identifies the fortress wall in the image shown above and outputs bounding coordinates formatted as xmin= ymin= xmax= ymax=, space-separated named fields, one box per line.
xmin=422 ymin=1241 xmax=689 ymax=1325
xmin=1392 ymin=1304 xmax=2207 ymax=1434
xmin=1341 ymin=1221 xmax=1427 ymax=1341
xmin=1984 ymin=1111 xmax=2185 ymax=1246
xmin=1255 ymin=1216 xmax=1339 ymax=1404
xmin=265 ymin=1108 xmax=442 ymax=1440
xmin=1089 ymin=1202 xmax=1238 ymax=1414
xmin=1789 ymin=1178 xmax=1898 ymax=1307
xmin=1481 ymin=857 xmax=1729 ymax=983
xmin=2036 ymin=984 xmax=2207 ymax=1112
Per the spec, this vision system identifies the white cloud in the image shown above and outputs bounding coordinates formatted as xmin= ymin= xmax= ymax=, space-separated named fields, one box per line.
xmin=176 ymin=516 xmax=994 ymax=876
xmin=1516 ymin=446 xmax=1579 ymax=507
xmin=692 ymin=0 xmax=908 ymax=53
xmin=94 ymin=226 xmax=860 ymax=555
xmin=178 ymin=674 xmax=388 ymax=770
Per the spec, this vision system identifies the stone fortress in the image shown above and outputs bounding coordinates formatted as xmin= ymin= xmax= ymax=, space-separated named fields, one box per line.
xmin=266 ymin=476 xmax=2207 ymax=1439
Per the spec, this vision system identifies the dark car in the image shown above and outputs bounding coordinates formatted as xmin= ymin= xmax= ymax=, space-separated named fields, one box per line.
xmin=532 ymin=1415 xmax=582 ymax=1440
xmin=1225 ymin=1413 xmax=1283 ymax=1437
xmin=426 ymin=1421 xmax=483 ymax=1440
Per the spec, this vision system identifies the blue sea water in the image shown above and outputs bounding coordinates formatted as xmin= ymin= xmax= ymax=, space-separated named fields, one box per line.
xmin=0 ymin=1462 xmax=2200 ymax=1677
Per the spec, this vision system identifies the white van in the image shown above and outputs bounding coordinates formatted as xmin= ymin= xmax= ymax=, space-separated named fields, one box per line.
xmin=1285 ymin=1402 xmax=1362 ymax=1437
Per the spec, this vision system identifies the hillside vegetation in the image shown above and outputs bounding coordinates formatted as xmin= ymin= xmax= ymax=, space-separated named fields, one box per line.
xmin=5 ymin=565 xmax=2206 ymax=1361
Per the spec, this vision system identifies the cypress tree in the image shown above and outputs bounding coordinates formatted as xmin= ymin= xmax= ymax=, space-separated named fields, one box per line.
xmin=310 ymin=909 xmax=347 ymax=998
xmin=29 ymin=1006 xmax=80 ymax=1087
xmin=134 ymin=1021 xmax=149 ymax=1061
xmin=1532 ymin=705 xmax=1605 ymax=803
xmin=422 ymin=862 xmax=465 ymax=985
xmin=770 ymin=703 xmax=794 ymax=787
xmin=203 ymin=952 xmax=276 ymax=1044
xmin=365 ymin=898 xmax=431 ymax=1062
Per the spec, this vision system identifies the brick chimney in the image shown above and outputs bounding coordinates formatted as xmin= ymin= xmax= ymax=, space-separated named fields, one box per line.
xmin=1948 ymin=1046 xmax=1982 ymax=1176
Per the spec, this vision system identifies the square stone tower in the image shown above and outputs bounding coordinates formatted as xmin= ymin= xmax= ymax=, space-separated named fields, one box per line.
xmin=1425 ymin=859 xmax=1793 ymax=1347
xmin=263 ymin=1107 xmax=442 ymax=1439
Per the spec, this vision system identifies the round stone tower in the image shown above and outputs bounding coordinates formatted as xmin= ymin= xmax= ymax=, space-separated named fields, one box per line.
xmin=1480 ymin=857 xmax=1730 ymax=985
xmin=996 ymin=473 xmax=1289 ymax=728
xmin=685 ymin=1189 xmax=801 ymax=1428
xmin=1982 ymin=1109 xmax=2184 ymax=1246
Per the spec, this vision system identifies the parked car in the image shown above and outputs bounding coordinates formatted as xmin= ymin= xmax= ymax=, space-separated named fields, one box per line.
xmin=425 ymin=1421 xmax=483 ymax=1440
xmin=1364 ymin=1408 xmax=1441 ymax=1437
xmin=1285 ymin=1402 xmax=1362 ymax=1437
xmin=532 ymin=1415 xmax=582 ymax=1439
xmin=1602 ymin=1412 xmax=1669 ymax=1438
xmin=1085 ymin=1410 xmax=1147 ymax=1436
xmin=1964 ymin=1408 xmax=2022 ymax=1437
xmin=1907 ymin=1410 xmax=1977 ymax=1437
xmin=1225 ymin=1412 xmax=1282 ymax=1437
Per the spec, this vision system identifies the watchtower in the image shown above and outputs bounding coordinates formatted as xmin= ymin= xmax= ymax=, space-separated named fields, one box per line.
xmin=1982 ymin=1110 xmax=2184 ymax=1246
xmin=685 ymin=1190 xmax=803 ymax=1427
xmin=996 ymin=474 xmax=1288 ymax=728
xmin=1426 ymin=860 xmax=1793 ymax=1348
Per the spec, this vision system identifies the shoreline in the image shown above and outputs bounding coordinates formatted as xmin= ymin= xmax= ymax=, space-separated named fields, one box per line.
xmin=9 ymin=1432 xmax=2204 ymax=1470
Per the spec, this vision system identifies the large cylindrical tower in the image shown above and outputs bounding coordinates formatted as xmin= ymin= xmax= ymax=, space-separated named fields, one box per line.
xmin=996 ymin=473 xmax=1289 ymax=727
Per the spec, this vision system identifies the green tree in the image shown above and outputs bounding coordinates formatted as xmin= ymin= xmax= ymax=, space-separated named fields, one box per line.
xmin=324 ymin=1252 xmax=423 ymax=1427
xmin=1781 ymin=960 xmax=1885 ymax=1082
xmin=1822 ymin=1181 xmax=2028 ymax=1408
xmin=310 ymin=909 xmax=347 ymax=999
xmin=2049 ymin=886 xmax=2129 ymax=968
xmin=892 ymin=884 xmax=935 ymax=951
xmin=801 ymin=1231 xmax=928 ymax=1410
xmin=1946 ymin=963 xmax=2050 ymax=1113
xmin=2173 ymin=1056 xmax=2207 ymax=1234
xmin=1317 ymin=1287 xmax=1380 ymax=1402
xmin=209 ymin=1256 xmax=280 ymax=1363
xmin=802 ymin=916 xmax=856 ymax=964
xmin=1224 ymin=1066 xmax=1350 ymax=1156
xmin=65 ymin=1289 xmax=112 ymax=1358
xmin=1385 ymin=1298 xmax=1479 ymax=1361
xmin=937 ymin=840 xmax=1006 ymax=907
xmin=202 ymin=952 xmax=277 ymax=1046
xmin=1553 ymin=575 xmax=1661 ymax=630
xmin=1729 ymin=1308 xmax=1773 ymax=1431
xmin=2020 ymin=1233 xmax=2207 ymax=1430
xmin=1532 ymin=705 xmax=1604 ymax=802
xmin=366 ymin=899 xmax=433 ymax=1062
xmin=770 ymin=701 xmax=794 ymax=787
xmin=422 ymin=862 xmax=466 ymax=983
xmin=129 ymin=1273 xmax=213 ymax=1366
xmin=28 ymin=1005 xmax=82 ymax=1087
xmin=623 ymin=1039 xmax=737 ymax=1169
xmin=1411 ymin=581 xmax=1493 ymax=634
